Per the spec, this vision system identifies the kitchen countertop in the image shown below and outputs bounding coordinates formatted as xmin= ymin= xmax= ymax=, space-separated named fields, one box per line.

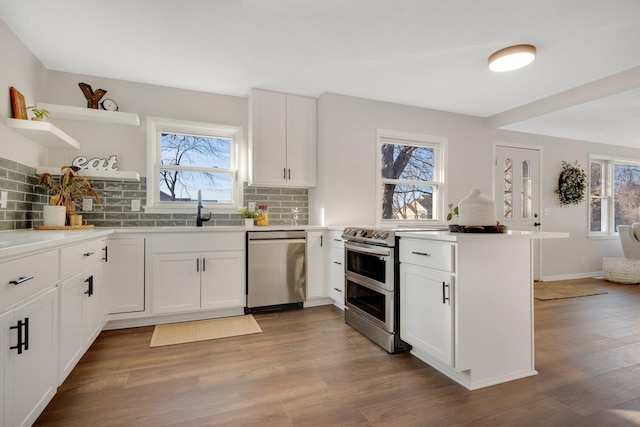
xmin=396 ymin=229 xmax=569 ymax=241
xmin=0 ymin=225 xmax=330 ymax=259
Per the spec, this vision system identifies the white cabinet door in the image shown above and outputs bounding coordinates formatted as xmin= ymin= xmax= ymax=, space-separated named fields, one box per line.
xmin=201 ymin=251 xmax=245 ymax=310
xmin=306 ymin=231 xmax=327 ymax=299
xmin=9 ymin=288 xmax=58 ymax=427
xmin=250 ymin=89 xmax=288 ymax=186
xmin=286 ymin=95 xmax=317 ymax=187
xmin=58 ymin=275 xmax=85 ymax=383
xmin=82 ymin=265 xmax=103 ymax=347
xmin=249 ymin=89 xmax=317 ymax=187
xmin=152 ymin=253 xmax=201 ymax=314
xmin=105 ymin=238 xmax=145 ymax=314
xmin=400 ymin=263 xmax=454 ymax=366
xmin=0 ymin=309 xmax=11 ymax=427
xmin=328 ymin=246 xmax=345 ymax=309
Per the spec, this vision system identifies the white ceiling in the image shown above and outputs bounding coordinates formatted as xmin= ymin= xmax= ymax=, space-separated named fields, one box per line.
xmin=1 ymin=0 xmax=639 ymax=147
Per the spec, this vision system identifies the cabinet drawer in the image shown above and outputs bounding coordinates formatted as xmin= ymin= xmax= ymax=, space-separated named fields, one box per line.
xmin=1 ymin=250 xmax=58 ymax=310
xmin=329 ymin=231 xmax=345 ymax=249
xmin=399 ymin=238 xmax=455 ymax=272
xmin=61 ymin=239 xmax=104 ymax=280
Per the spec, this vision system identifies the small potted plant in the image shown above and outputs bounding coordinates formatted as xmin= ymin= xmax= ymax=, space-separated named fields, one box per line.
xmin=38 ymin=166 xmax=101 ymax=226
xmin=238 ymin=206 xmax=258 ymax=227
xmin=447 ymin=204 xmax=461 ymax=232
xmin=27 ymin=105 xmax=50 ymax=121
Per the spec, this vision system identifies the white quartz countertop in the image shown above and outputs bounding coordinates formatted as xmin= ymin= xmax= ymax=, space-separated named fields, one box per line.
xmin=0 ymin=225 xmax=329 ymax=259
xmin=396 ymin=230 xmax=569 ymax=241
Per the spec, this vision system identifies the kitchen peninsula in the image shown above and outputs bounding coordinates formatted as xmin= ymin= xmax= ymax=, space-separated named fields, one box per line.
xmin=396 ymin=230 xmax=568 ymax=390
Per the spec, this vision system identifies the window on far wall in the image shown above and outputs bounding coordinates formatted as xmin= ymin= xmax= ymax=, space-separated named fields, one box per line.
xmin=146 ymin=117 xmax=243 ymax=213
xmin=377 ymin=130 xmax=446 ymax=223
xmin=590 ymin=156 xmax=640 ymax=234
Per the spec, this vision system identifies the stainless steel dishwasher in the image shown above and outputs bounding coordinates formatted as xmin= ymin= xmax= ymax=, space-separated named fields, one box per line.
xmin=246 ymin=230 xmax=306 ymax=312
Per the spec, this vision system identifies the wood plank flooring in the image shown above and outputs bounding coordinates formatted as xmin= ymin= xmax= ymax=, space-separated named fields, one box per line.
xmin=35 ymin=279 xmax=640 ymax=426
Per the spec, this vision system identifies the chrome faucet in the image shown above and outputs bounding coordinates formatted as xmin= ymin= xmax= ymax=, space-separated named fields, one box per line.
xmin=196 ymin=201 xmax=211 ymax=227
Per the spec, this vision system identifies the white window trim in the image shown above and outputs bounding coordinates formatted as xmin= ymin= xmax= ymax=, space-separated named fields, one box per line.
xmin=589 ymin=154 xmax=640 ymax=237
xmin=145 ymin=116 xmax=245 ymax=214
xmin=375 ymin=129 xmax=447 ymax=226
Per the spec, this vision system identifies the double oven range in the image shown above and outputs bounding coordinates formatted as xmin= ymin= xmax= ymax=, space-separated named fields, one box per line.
xmin=341 ymin=227 xmax=423 ymax=353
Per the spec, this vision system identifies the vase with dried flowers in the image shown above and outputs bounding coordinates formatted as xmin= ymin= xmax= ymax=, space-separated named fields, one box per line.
xmin=38 ymin=166 xmax=101 ymax=226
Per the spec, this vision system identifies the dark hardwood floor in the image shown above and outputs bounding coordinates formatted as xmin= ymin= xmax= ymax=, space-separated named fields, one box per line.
xmin=35 ymin=279 xmax=640 ymax=426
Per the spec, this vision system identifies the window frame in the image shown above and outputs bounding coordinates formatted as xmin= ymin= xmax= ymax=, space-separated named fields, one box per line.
xmin=589 ymin=154 xmax=640 ymax=237
xmin=375 ymin=129 xmax=447 ymax=225
xmin=145 ymin=117 xmax=244 ymax=214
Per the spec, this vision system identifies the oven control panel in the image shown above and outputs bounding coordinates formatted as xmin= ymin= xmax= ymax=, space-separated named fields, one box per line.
xmin=342 ymin=228 xmax=392 ymax=246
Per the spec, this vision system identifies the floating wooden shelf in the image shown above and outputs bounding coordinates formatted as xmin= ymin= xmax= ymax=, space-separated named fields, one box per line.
xmin=37 ymin=103 xmax=140 ymax=126
xmin=35 ymin=167 xmax=140 ymax=182
xmin=5 ymin=118 xmax=80 ymax=150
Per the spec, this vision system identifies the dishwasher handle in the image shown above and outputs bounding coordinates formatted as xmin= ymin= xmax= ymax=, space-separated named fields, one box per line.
xmin=249 ymin=239 xmax=307 ymax=245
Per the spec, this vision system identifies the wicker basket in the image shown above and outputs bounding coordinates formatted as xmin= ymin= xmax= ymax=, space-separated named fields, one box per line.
xmin=602 ymin=257 xmax=640 ymax=284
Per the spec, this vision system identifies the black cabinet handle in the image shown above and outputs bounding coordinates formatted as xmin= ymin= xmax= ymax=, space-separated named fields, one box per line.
xmin=333 ymin=287 xmax=342 ymax=292
xmin=412 ymin=251 xmax=431 ymax=257
xmin=10 ymin=276 xmax=34 ymax=285
xmin=320 ymin=235 xmax=323 ymax=247
xmin=84 ymin=275 xmax=94 ymax=297
xmin=442 ymin=282 xmax=450 ymax=305
xmin=288 ymin=168 xmax=291 ymax=180
xmin=333 ymin=261 xmax=342 ymax=265
xmin=102 ymin=246 xmax=108 ymax=262
xmin=333 ymin=239 xmax=343 ymax=242
xmin=202 ymin=257 xmax=206 ymax=272
xmin=9 ymin=318 xmax=28 ymax=354
xmin=283 ymin=168 xmax=287 ymax=179
xmin=196 ymin=258 xmax=200 ymax=272
xmin=83 ymin=252 xmax=95 ymax=257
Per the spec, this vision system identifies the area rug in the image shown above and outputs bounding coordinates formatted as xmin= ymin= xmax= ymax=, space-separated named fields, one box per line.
xmin=150 ymin=315 xmax=262 ymax=347
xmin=534 ymin=281 xmax=607 ymax=300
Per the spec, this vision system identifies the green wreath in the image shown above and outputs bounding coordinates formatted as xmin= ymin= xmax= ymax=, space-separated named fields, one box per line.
xmin=555 ymin=160 xmax=587 ymax=206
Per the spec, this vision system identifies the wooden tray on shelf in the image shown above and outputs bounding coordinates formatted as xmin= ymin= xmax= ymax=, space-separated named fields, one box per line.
xmin=34 ymin=225 xmax=95 ymax=230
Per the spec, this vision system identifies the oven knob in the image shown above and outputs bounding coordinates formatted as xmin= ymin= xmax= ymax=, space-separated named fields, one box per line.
xmin=380 ymin=231 xmax=389 ymax=239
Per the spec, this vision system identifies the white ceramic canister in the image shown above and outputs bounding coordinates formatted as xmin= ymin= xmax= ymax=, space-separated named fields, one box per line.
xmin=43 ymin=205 xmax=67 ymax=226
xmin=457 ymin=189 xmax=497 ymax=226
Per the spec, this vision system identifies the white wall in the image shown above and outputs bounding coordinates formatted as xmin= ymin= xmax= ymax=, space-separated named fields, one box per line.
xmin=0 ymin=19 xmax=48 ymax=167
xmin=310 ymin=92 xmax=640 ymax=279
xmin=45 ymin=71 xmax=248 ymax=176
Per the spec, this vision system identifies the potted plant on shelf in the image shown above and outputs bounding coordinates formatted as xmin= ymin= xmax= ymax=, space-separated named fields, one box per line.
xmin=27 ymin=105 xmax=50 ymax=121
xmin=38 ymin=166 xmax=101 ymax=226
xmin=238 ymin=206 xmax=258 ymax=227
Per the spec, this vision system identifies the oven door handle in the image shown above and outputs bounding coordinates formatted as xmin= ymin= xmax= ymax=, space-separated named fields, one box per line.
xmin=344 ymin=242 xmax=391 ymax=258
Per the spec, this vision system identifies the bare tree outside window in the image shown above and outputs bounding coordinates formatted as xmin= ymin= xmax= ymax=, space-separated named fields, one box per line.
xmin=159 ymin=133 xmax=233 ymax=202
xmin=380 ymin=141 xmax=437 ymax=220
xmin=614 ymin=163 xmax=640 ymax=227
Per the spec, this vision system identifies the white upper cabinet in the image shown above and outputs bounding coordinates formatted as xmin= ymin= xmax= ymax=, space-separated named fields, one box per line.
xmin=249 ymin=89 xmax=317 ymax=188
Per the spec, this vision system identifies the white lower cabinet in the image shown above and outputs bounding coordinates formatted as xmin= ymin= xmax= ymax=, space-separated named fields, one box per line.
xmin=150 ymin=233 xmax=245 ymax=315
xmin=2 ymin=287 xmax=58 ymax=427
xmin=104 ymin=237 xmax=145 ymax=314
xmin=58 ymin=264 xmax=103 ymax=382
xmin=400 ymin=263 xmax=454 ymax=366
xmin=328 ymin=231 xmax=345 ymax=309
xmin=305 ymin=231 xmax=327 ymax=302
xmin=398 ymin=234 xmax=539 ymax=390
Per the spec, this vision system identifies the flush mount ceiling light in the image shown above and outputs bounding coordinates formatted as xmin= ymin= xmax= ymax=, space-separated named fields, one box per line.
xmin=488 ymin=44 xmax=536 ymax=72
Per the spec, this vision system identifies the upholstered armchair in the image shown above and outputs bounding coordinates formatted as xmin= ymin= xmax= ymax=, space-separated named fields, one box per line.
xmin=602 ymin=224 xmax=640 ymax=284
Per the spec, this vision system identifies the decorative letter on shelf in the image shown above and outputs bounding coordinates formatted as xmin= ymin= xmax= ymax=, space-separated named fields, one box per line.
xmin=78 ymin=83 xmax=107 ymax=109
xmin=72 ymin=155 xmax=119 ymax=171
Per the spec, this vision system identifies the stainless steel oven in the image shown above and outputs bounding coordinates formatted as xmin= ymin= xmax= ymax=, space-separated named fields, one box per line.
xmin=342 ymin=227 xmax=409 ymax=353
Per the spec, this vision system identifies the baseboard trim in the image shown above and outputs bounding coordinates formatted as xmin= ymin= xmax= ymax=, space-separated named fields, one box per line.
xmin=540 ymin=271 xmax=604 ymax=282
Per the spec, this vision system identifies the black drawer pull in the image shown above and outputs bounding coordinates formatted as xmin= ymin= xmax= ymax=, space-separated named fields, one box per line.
xmin=333 ymin=261 xmax=342 ymax=265
xmin=333 ymin=287 xmax=342 ymax=292
xmin=84 ymin=275 xmax=94 ymax=297
xmin=411 ymin=251 xmax=431 ymax=257
xmin=9 ymin=318 xmax=29 ymax=354
xmin=442 ymin=282 xmax=450 ymax=305
xmin=333 ymin=239 xmax=343 ymax=242
xmin=83 ymin=252 xmax=95 ymax=257
xmin=10 ymin=276 xmax=34 ymax=285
